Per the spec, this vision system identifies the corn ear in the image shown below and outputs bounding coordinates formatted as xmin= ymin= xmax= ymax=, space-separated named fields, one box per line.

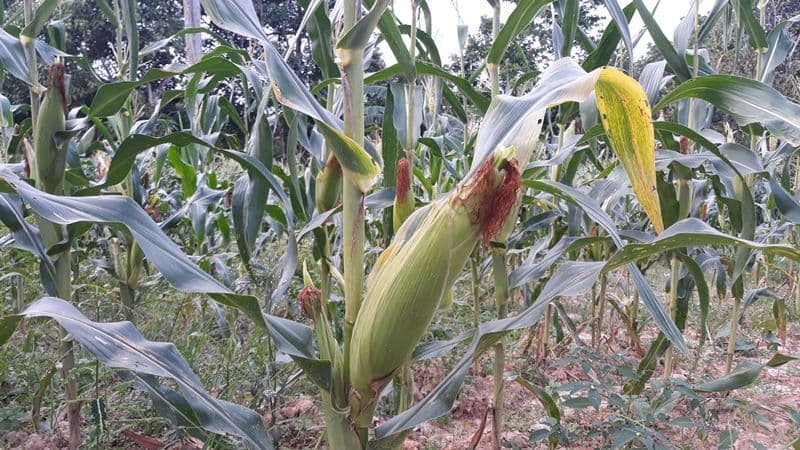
xmin=392 ymin=157 xmax=414 ymax=232
xmin=348 ymin=147 xmax=521 ymax=426
xmin=315 ymin=154 xmax=343 ymax=212
xmin=34 ymin=64 xmax=68 ymax=195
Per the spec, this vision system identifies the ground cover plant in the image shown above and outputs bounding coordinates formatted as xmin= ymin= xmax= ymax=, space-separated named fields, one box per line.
xmin=0 ymin=0 xmax=800 ymax=448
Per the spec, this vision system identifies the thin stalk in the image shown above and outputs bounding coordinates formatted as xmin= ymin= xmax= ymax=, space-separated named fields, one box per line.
xmin=725 ymin=290 xmax=742 ymax=374
xmin=489 ymin=3 xmax=501 ymax=97
xmin=397 ymin=4 xmax=419 ymax=414
xmin=458 ymin=20 xmax=469 ymax=171
xmin=590 ymin=283 xmax=598 ymax=347
xmin=663 ymin=252 xmax=681 ymax=380
xmin=470 ymin=257 xmax=481 ymax=373
xmin=122 ymin=0 xmax=139 ymax=82
xmin=342 ymin=0 xmax=367 ymax=445
xmin=22 ymin=0 xmax=39 ymax=125
xmin=26 ymin=6 xmax=79 ymax=444
xmin=405 ymin=0 xmax=418 ymax=163
xmin=286 ymin=118 xmax=305 ymax=218
xmin=629 ymin=285 xmax=639 ymax=330
xmin=490 ymin=245 xmax=508 ymax=450
xmin=755 ymin=3 xmax=766 ymax=81
xmin=536 ymin=304 xmax=552 ymax=361
xmin=470 ymin=257 xmax=480 ymax=330
xmin=686 ymin=0 xmax=700 ymax=130
xmin=341 ymin=90 xmax=365 ymax=394
xmin=397 ymin=362 xmax=413 ymax=413
xmin=595 ymin=273 xmax=608 ymax=351
xmin=488 ymin=3 xmax=506 ymax=448
xmin=15 ymin=273 xmax=24 ymax=313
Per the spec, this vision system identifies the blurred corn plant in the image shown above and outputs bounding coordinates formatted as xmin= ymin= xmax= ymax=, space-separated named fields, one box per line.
xmin=1 ymin=0 xmax=800 ymax=449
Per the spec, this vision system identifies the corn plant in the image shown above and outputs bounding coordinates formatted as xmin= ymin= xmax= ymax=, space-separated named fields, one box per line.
xmin=1 ymin=0 xmax=800 ymax=448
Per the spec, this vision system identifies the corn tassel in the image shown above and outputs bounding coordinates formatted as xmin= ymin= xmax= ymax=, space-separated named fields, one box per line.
xmin=348 ymin=148 xmax=521 ymax=426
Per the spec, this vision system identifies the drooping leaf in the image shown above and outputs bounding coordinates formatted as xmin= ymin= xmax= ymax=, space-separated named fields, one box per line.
xmin=697 ymin=0 xmax=728 ymax=44
xmin=529 ymin=180 xmax=687 ymax=354
xmin=472 ymin=58 xmax=601 ymax=172
xmin=769 ymin=178 xmax=800 ymax=224
xmin=0 ymin=28 xmax=69 ymax=85
xmin=760 ymin=16 xmax=800 ymax=85
xmin=233 ymin=94 xmax=272 ymax=266
xmin=20 ymin=0 xmax=60 ymax=39
xmin=90 ymin=56 xmax=242 ymax=117
xmin=583 ymin=2 xmax=635 ymax=71
xmin=0 ymin=168 xmax=266 ymax=328
xmin=259 ymin=43 xmax=382 ymax=191
xmin=0 ymin=194 xmax=57 ymax=294
xmin=371 ymin=261 xmax=605 ymax=444
xmin=655 ymin=75 xmax=800 ymax=146
xmin=694 ymin=353 xmax=800 ymax=392
xmin=365 ymin=60 xmax=490 ymax=115
xmin=604 ymin=218 xmax=800 ymax=275
xmin=371 ymin=3 xmax=415 ymax=80
xmin=390 ymin=83 xmax=424 ymax=150
xmin=595 ymin=66 xmax=663 ymax=232
xmin=638 ymin=60 xmax=668 ymax=105
xmin=6 ymin=297 xmax=272 ymax=449
xmin=200 ymin=0 xmax=269 ymax=42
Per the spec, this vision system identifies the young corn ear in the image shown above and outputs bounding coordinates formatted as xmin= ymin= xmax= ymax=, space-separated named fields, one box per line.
xmin=392 ymin=157 xmax=414 ymax=231
xmin=348 ymin=148 xmax=521 ymax=426
xmin=315 ymin=154 xmax=343 ymax=212
xmin=34 ymin=64 xmax=68 ymax=195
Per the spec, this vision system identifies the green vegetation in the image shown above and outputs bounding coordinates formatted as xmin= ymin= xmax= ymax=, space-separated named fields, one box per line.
xmin=1 ymin=0 xmax=800 ymax=448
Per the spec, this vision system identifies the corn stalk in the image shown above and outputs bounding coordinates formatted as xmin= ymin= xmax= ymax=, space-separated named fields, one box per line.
xmin=340 ymin=0 xmax=368 ymax=445
xmin=32 ymin=63 xmax=80 ymax=449
xmin=487 ymin=3 xmax=508 ymax=448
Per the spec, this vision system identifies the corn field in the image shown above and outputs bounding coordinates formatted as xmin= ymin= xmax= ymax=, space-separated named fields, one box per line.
xmin=1 ymin=0 xmax=800 ymax=448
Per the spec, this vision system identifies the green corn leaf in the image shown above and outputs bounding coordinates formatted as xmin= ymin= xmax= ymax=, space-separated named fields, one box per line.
xmin=694 ymin=353 xmax=800 ymax=392
xmin=602 ymin=0 xmax=634 ymax=66
xmin=632 ymin=0 xmax=692 ymax=81
xmin=530 ymin=180 xmax=687 ymax=355
xmin=729 ymin=0 xmax=768 ymax=51
xmin=604 ymin=218 xmax=800 ymax=273
xmin=336 ymin=0 xmax=391 ymax=51
xmin=487 ymin=0 xmax=553 ymax=65
xmin=473 ymin=58 xmax=601 ymax=173
xmin=200 ymin=0 xmax=269 ymax=42
xmin=760 ymin=16 xmax=800 ymax=84
xmin=90 ymin=56 xmax=242 ymax=117
xmin=769 ymin=178 xmax=800 ymax=224
xmin=655 ymin=75 xmax=800 ymax=146
xmin=583 ymin=2 xmax=635 ymax=71
xmin=3 ymin=297 xmax=273 ymax=449
xmin=20 ymin=0 xmax=60 ymax=39
xmin=370 ymin=260 xmax=604 ymax=443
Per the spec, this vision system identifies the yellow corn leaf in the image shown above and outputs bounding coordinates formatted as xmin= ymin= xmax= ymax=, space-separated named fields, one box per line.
xmin=596 ymin=66 xmax=664 ymax=233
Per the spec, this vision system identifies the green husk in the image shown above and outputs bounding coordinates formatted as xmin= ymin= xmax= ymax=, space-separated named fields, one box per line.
xmin=33 ymin=64 xmax=68 ymax=194
xmin=315 ymin=154 xmax=343 ymax=212
xmin=393 ymin=157 xmax=414 ymax=232
xmin=348 ymin=148 xmax=520 ymax=426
